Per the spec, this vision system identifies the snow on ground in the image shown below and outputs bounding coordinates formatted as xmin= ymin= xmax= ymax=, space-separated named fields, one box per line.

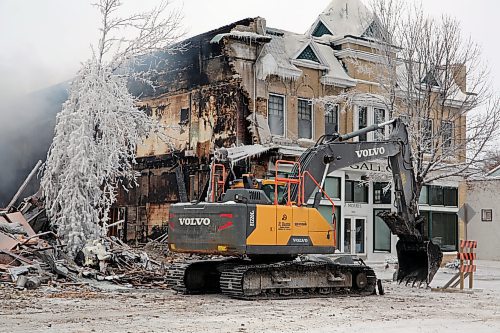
xmin=1 ymin=260 xmax=499 ymax=333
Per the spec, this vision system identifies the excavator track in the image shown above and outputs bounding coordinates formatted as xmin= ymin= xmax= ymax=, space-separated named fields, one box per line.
xmin=166 ymin=259 xmax=238 ymax=294
xmin=168 ymin=259 xmax=377 ymax=299
xmin=220 ymin=260 xmax=377 ymax=300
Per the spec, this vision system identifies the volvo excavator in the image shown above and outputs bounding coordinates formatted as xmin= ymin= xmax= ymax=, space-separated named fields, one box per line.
xmin=166 ymin=118 xmax=443 ymax=299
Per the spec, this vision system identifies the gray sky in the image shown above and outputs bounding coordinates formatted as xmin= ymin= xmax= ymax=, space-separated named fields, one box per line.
xmin=0 ymin=0 xmax=498 ymax=100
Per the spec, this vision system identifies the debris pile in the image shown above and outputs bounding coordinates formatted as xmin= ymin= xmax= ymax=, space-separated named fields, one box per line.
xmin=0 ymin=211 xmax=169 ymax=290
xmin=75 ymin=237 xmax=168 ymax=288
xmin=0 ymin=211 xmax=64 ymax=289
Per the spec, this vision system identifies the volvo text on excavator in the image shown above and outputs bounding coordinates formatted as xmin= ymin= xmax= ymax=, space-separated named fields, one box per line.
xmin=166 ymin=118 xmax=443 ymax=299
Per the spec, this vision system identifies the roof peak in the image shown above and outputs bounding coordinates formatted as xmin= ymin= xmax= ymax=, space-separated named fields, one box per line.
xmin=307 ymin=0 xmax=374 ymax=38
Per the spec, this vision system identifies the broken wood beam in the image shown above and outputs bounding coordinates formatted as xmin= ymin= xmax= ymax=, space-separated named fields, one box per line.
xmin=6 ymin=160 xmax=43 ymax=212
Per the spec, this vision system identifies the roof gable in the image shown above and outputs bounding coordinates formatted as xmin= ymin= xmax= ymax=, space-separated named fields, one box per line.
xmin=312 ymin=20 xmax=333 ymax=37
xmin=297 ymin=45 xmax=320 ymax=63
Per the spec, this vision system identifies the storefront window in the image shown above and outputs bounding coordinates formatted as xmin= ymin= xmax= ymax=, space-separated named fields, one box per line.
xmin=431 ymin=213 xmax=458 ymax=252
xmin=429 ymin=186 xmax=444 ymax=206
xmin=324 ymin=177 xmax=341 ymax=199
xmin=420 ymin=211 xmax=458 ymax=252
xmin=374 ymin=209 xmax=391 ymax=252
xmin=443 ymin=187 xmax=458 ymax=206
xmin=426 ymin=186 xmax=458 ymax=207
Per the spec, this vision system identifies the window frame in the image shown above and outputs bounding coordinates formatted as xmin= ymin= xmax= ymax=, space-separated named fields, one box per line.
xmin=441 ymin=120 xmax=454 ymax=152
xmin=323 ymin=176 xmax=341 ymax=200
xmin=354 ymin=105 xmax=388 ymax=142
xmin=373 ymin=182 xmax=392 ymax=204
xmin=420 ymin=210 xmax=458 ymax=252
xmin=425 ymin=185 xmax=458 ymax=207
xmin=345 ymin=180 xmax=368 ymax=203
xmin=373 ymin=208 xmax=392 ymax=252
xmin=268 ymin=93 xmax=286 ymax=137
xmin=180 ymin=107 xmax=189 ymax=125
xmin=421 ymin=118 xmax=434 ymax=153
xmin=297 ymin=98 xmax=313 ymax=140
xmin=325 ymin=103 xmax=339 ymax=135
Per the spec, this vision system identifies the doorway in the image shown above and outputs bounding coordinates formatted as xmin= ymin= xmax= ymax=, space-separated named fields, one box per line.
xmin=343 ymin=216 xmax=366 ymax=254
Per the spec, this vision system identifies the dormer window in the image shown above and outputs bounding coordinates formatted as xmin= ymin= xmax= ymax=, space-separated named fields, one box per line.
xmin=312 ymin=21 xmax=332 ymax=38
xmin=297 ymin=45 xmax=320 ymax=63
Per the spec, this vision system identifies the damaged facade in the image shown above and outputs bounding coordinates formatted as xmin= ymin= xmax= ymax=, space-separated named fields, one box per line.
xmin=116 ymin=0 xmax=469 ymax=262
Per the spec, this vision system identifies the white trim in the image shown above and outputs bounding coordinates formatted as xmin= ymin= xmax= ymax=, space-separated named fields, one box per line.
xmin=321 ymin=76 xmax=357 ymax=88
xmin=333 ymin=36 xmax=400 ymax=53
xmin=268 ymin=93 xmax=287 ymax=138
xmin=291 ymin=59 xmax=329 ymax=70
xmin=334 ymin=48 xmax=387 ymax=64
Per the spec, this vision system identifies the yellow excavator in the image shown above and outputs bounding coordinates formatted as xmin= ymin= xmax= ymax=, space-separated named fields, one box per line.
xmin=166 ymin=118 xmax=443 ymax=299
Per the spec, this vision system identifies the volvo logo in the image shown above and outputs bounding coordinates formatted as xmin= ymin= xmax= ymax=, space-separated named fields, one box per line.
xmin=249 ymin=210 xmax=255 ymax=227
xmin=355 ymin=147 xmax=385 ymax=158
xmin=179 ymin=217 xmax=211 ymax=226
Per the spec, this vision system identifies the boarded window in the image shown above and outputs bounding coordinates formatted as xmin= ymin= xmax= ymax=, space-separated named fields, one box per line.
xmin=268 ymin=94 xmax=285 ymax=136
xmin=298 ymin=98 xmax=312 ymax=139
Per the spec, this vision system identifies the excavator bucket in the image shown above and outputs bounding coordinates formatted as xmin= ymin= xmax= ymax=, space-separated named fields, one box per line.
xmin=395 ymin=238 xmax=443 ymax=286
xmin=377 ymin=211 xmax=443 ymax=286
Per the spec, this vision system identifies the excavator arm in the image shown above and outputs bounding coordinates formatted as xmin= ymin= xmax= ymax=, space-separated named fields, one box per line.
xmin=285 ymin=118 xmax=443 ymax=285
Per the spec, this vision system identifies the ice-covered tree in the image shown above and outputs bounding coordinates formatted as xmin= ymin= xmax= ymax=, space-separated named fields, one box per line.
xmin=41 ymin=0 xmax=184 ymax=255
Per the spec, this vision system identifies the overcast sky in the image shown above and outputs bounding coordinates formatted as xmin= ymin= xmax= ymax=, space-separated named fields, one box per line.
xmin=0 ymin=0 xmax=498 ymax=101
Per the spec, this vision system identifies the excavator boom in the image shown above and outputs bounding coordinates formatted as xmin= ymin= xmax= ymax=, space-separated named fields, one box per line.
xmin=285 ymin=118 xmax=443 ymax=285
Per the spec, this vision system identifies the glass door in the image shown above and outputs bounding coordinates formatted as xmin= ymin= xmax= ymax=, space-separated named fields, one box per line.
xmin=343 ymin=216 xmax=366 ymax=254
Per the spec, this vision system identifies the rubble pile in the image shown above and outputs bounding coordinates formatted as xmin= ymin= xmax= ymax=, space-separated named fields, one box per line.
xmin=75 ymin=237 xmax=169 ymax=288
xmin=0 ymin=211 xmax=169 ymax=290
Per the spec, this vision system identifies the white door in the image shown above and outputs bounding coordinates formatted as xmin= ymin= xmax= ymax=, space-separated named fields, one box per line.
xmin=343 ymin=216 xmax=366 ymax=255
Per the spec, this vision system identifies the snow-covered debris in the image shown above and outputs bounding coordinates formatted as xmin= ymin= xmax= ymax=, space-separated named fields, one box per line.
xmin=210 ymin=31 xmax=271 ymax=44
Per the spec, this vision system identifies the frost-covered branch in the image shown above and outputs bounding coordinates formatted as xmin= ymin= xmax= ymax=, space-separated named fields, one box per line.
xmin=327 ymin=0 xmax=500 ymax=195
xmin=41 ymin=0 xmax=184 ymax=255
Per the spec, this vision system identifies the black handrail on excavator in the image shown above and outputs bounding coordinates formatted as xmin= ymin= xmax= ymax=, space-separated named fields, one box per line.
xmin=284 ymin=117 xmax=443 ymax=286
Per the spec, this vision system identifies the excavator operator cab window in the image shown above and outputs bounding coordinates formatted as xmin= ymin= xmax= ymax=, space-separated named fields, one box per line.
xmin=261 ymin=183 xmax=285 ymax=203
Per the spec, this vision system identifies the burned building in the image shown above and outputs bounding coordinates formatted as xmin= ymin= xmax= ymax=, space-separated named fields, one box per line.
xmin=117 ymin=0 xmax=470 ymax=263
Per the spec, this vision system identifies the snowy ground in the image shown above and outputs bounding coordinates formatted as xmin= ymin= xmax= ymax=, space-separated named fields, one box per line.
xmin=1 ymin=260 xmax=499 ymax=333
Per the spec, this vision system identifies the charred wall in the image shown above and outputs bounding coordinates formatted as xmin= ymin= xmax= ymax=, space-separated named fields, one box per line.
xmin=115 ymin=18 xmax=259 ymax=242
